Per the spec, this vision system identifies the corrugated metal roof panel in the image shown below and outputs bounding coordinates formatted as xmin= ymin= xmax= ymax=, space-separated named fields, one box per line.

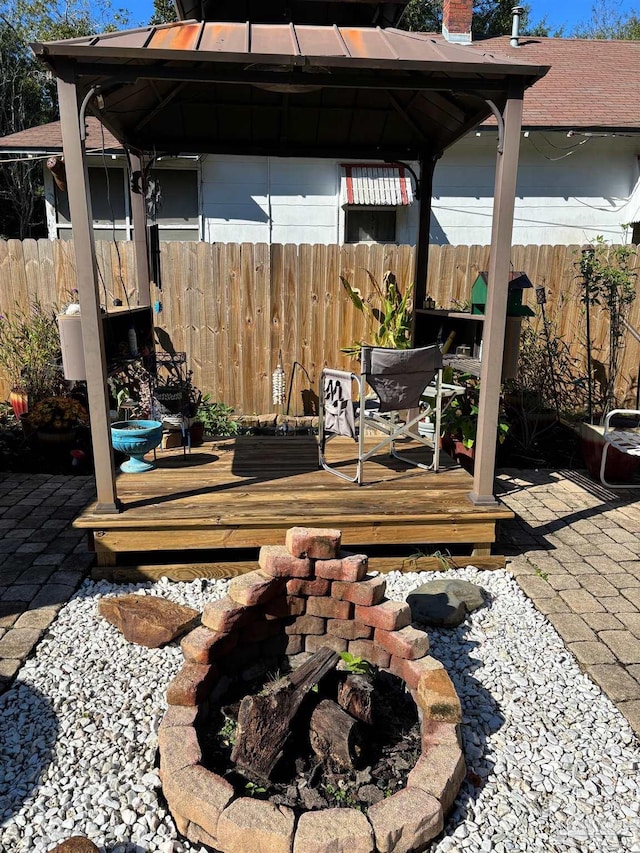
xmin=341 ymin=164 xmax=413 ymax=206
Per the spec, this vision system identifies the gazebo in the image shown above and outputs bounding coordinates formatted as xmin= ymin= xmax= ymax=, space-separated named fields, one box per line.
xmin=31 ymin=20 xmax=548 ymax=568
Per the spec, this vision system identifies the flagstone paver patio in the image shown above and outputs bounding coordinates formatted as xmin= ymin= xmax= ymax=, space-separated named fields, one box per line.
xmin=0 ymin=469 xmax=639 ymax=737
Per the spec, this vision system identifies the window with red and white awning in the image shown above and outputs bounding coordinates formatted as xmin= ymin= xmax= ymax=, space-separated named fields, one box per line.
xmin=341 ymin=164 xmax=414 ymax=207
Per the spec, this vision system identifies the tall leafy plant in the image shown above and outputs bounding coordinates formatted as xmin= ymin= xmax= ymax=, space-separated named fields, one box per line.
xmin=0 ymin=300 xmax=64 ymax=400
xmin=340 ymin=270 xmax=413 ymax=358
xmin=578 ymin=239 xmax=637 ymax=422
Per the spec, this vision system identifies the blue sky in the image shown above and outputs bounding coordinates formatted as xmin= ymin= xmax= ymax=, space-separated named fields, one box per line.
xmin=124 ymin=0 xmax=637 ymax=34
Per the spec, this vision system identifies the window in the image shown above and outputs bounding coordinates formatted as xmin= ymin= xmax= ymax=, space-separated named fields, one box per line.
xmin=345 ymin=208 xmax=397 ymax=243
xmin=55 ymin=167 xmax=128 ymax=241
xmin=631 ymin=222 xmax=640 ymax=245
xmin=147 ymin=168 xmax=200 ymax=240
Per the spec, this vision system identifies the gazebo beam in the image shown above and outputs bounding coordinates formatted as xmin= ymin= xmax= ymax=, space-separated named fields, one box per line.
xmin=470 ymin=82 xmax=524 ymax=508
xmin=57 ymin=65 xmax=120 ymax=513
xmin=128 ymin=149 xmax=151 ymax=308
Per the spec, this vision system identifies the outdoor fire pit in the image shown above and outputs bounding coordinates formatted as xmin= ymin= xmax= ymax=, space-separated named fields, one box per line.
xmin=158 ymin=527 xmax=466 ymax=853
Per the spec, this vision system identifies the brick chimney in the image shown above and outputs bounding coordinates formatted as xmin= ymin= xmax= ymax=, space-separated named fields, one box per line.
xmin=442 ymin=0 xmax=473 ymax=43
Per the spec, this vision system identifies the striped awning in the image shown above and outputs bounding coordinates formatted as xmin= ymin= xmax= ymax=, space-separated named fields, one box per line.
xmin=341 ymin=164 xmax=414 ymax=207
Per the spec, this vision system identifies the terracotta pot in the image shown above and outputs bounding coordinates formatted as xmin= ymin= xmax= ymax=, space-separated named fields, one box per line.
xmin=440 ymin=433 xmax=475 ymax=473
xmin=9 ymin=389 xmax=28 ymax=419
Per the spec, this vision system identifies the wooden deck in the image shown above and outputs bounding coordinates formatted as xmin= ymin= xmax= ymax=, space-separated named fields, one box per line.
xmin=74 ymin=435 xmax=514 ymax=579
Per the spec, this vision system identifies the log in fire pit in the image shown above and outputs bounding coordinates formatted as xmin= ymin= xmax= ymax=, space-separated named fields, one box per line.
xmin=158 ymin=527 xmax=466 ymax=853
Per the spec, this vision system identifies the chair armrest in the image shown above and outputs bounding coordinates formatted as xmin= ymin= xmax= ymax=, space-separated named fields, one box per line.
xmin=603 ymin=409 xmax=640 ymax=434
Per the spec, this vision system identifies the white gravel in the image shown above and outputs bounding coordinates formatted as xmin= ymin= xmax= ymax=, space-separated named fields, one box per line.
xmin=1 ymin=568 xmax=639 ymax=853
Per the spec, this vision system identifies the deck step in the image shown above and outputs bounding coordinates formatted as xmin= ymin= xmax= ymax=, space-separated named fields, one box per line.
xmin=91 ymin=554 xmax=507 ymax=582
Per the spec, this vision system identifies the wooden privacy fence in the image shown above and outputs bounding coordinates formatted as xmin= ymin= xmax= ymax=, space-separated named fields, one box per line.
xmin=1 ymin=239 xmax=640 ymax=414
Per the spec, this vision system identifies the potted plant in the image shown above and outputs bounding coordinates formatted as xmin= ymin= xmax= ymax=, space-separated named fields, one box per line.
xmin=195 ymin=396 xmax=239 ymax=439
xmin=340 ymin=270 xmax=413 ymax=358
xmin=439 ymin=375 xmax=510 ymax=472
xmin=0 ymin=300 xmax=65 ymax=418
xmin=577 ymin=240 xmax=638 ymax=482
xmin=27 ymin=395 xmax=89 ymax=449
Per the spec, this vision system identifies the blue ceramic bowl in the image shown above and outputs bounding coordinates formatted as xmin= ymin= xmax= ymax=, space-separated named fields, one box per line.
xmin=111 ymin=419 xmax=163 ymax=473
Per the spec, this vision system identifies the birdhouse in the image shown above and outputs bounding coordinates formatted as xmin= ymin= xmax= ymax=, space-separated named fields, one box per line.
xmin=471 ymin=271 xmax=535 ymax=317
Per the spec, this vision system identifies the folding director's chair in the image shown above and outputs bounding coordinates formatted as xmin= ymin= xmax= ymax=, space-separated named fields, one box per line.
xmin=318 ymin=345 xmax=444 ymax=484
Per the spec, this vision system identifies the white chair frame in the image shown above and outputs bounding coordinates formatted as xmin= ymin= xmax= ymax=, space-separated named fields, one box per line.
xmin=600 ymin=409 xmax=640 ymax=488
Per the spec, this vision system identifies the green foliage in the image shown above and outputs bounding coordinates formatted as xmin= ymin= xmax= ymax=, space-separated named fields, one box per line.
xmin=196 ymin=396 xmax=239 ymax=436
xmin=571 ymin=0 xmax=640 ymax=38
xmin=578 ymin=238 xmax=637 ymax=419
xmin=341 ymin=270 xmax=413 ymax=359
xmin=322 ymin=781 xmax=361 ymax=809
xmin=440 ymin=375 xmax=509 ymax=449
xmin=244 ymin=781 xmax=266 ymax=797
xmin=218 ymin=715 xmax=237 ymax=747
xmin=533 ymin=564 xmax=549 ymax=581
xmin=0 ymin=300 xmax=64 ymax=400
xmin=150 ymin=0 xmax=177 ymax=24
xmin=338 ymin=651 xmax=373 ymax=677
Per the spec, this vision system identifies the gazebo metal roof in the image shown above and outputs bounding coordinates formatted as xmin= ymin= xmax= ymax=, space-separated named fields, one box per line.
xmin=33 ymin=22 xmax=548 ymax=158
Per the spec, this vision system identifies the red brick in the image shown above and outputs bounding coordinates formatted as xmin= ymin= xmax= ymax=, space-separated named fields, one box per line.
xmin=263 ymin=595 xmax=306 ymax=619
xmin=306 ymin=596 xmax=353 ymax=619
xmin=327 ymin=618 xmax=373 ymax=640
xmin=316 ymin=553 xmax=368 ymax=582
xmin=258 ymin=545 xmax=313 ymax=578
xmin=286 ymin=577 xmax=330 ymax=596
xmin=348 ymin=639 xmax=391 ymax=668
xmin=160 ymin=705 xmax=199 ymax=729
xmin=228 ymin=570 xmax=285 ymax=607
xmin=158 ymin=724 xmax=202 ymax=773
xmin=166 ymin=662 xmax=218 ymax=706
xmin=202 ymin=597 xmax=254 ymax=633
xmin=283 ymin=614 xmax=326 ymax=635
xmin=305 ymin=634 xmax=348 ymax=653
xmin=408 ymin=745 xmax=466 ymax=813
xmin=241 ymin=619 xmax=285 ymax=643
xmin=420 ymin=719 xmax=461 ymax=749
xmin=416 ymin=668 xmax=462 ymax=723
xmin=181 ymin=625 xmax=237 ymax=664
xmin=162 ymin=765 xmax=234 ymax=843
xmin=285 ymin=526 xmax=342 ymax=559
xmin=332 ymin=574 xmax=386 ymax=605
xmin=375 ymin=625 xmax=430 ymax=660
xmin=390 ymin=655 xmax=441 ymax=689
xmin=355 ymin=600 xmax=411 ymax=631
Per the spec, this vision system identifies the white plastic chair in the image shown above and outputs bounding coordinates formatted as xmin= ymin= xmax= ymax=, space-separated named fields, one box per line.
xmin=600 ymin=409 xmax=640 ymax=488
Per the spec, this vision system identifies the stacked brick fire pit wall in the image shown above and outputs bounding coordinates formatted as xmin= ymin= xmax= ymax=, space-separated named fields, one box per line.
xmin=159 ymin=527 xmax=466 ymax=853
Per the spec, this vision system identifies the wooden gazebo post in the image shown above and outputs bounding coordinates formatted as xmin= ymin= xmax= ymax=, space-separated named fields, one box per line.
xmin=470 ymin=83 xmax=525 ymax=508
xmin=57 ymin=64 xmax=120 ymax=512
xmin=128 ymin=150 xmax=152 ymax=308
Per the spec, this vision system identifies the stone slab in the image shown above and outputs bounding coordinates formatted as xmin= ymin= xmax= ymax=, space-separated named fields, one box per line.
xmin=217 ymin=797 xmax=295 ymax=853
xmin=368 ymin=787 xmax=443 ymax=853
xmin=98 ymin=594 xmax=199 ymax=648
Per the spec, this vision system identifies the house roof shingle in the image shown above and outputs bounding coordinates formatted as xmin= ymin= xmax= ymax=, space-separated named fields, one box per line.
xmin=474 ymin=36 xmax=640 ymax=130
xmin=0 ymin=118 xmax=121 ymax=153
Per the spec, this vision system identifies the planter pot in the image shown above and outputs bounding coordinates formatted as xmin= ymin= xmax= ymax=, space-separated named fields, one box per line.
xmin=111 ymin=419 xmax=163 ymax=473
xmin=577 ymin=422 xmax=640 ymax=483
xmin=440 ymin=433 xmax=475 ymax=473
xmin=9 ymin=389 xmax=28 ymax=420
xmin=37 ymin=427 xmax=76 ymax=450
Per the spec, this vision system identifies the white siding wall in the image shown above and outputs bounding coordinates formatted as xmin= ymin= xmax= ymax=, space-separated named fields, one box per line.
xmin=433 ymin=132 xmax=640 ymax=245
xmin=201 ymin=154 xmax=419 ymax=245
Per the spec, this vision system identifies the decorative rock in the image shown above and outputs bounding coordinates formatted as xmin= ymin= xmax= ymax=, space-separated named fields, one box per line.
xmin=97 ymin=594 xmax=199 ymax=648
xmin=415 ymin=668 xmax=462 ymax=723
xmin=162 ymin=765 xmax=234 ymax=842
xmin=228 ymin=570 xmax=285 ymax=607
xmin=332 ymin=575 xmax=387 ymax=606
xmin=407 ymin=579 xmax=486 ymax=627
xmin=47 ymin=838 xmax=100 ymax=853
xmin=286 ymin=526 xmax=342 ymax=559
xmin=259 ymin=545 xmax=313 ymax=578
xmin=217 ymin=798 xmax=295 ymax=853
xmin=315 ymin=553 xmax=368 ymax=582
xmin=368 ymin=787 xmax=443 ymax=853
xmin=407 ymin=745 xmax=466 ymax=813
xmin=293 ymin=807 xmax=374 ymax=853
